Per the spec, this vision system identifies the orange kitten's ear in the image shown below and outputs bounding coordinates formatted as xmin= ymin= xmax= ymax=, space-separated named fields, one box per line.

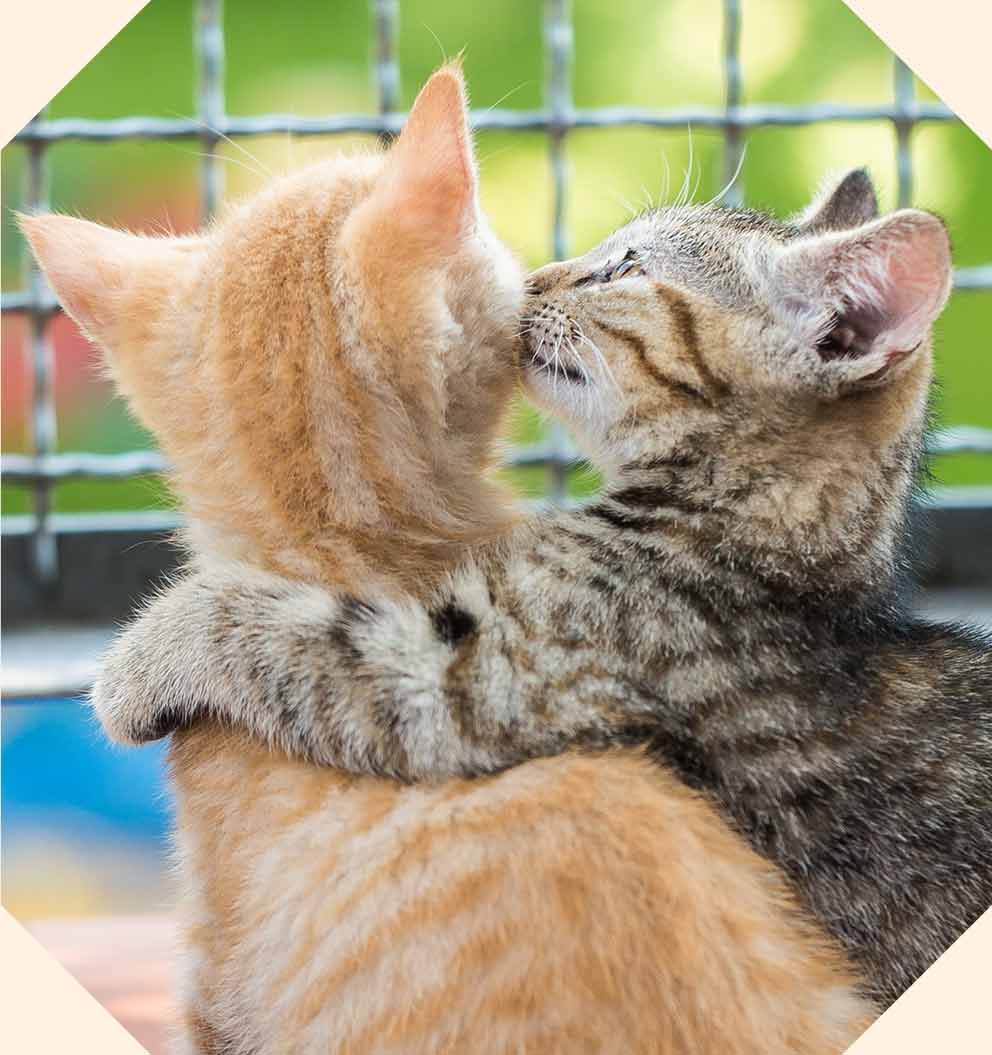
xmin=769 ymin=209 xmax=951 ymax=389
xmin=18 ymin=213 xmax=200 ymax=349
xmin=377 ymin=63 xmax=477 ymax=251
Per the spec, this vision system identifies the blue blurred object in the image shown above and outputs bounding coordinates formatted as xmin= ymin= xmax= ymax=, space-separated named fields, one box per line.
xmin=3 ymin=698 xmax=174 ymax=916
xmin=2 ymin=698 xmax=172 ymax=841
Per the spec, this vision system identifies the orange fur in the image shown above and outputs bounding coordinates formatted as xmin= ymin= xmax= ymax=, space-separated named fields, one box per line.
xmin=24 ymin=65 xmax=874 ymax=1054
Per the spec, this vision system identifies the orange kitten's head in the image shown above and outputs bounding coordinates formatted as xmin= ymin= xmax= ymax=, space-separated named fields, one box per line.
xmin=21 ymin=65 xmax=523 ymax=590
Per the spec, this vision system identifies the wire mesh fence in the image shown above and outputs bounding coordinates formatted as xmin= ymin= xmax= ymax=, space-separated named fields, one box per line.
xmin=3 ymin=0 xmax=991 ymax=593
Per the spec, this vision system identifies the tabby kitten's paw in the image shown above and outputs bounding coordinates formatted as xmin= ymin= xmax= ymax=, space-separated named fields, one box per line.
xmin=89 ymin=663 xmax=182 ymax=745
xmin=90 ymin=674 xmax=187 ymax=745
xmin=89 ymin=596 xmax=198 ymax=745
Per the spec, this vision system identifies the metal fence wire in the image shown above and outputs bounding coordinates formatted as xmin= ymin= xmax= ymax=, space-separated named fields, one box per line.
xmin=4 ymin=0 xmax=992 ymax=591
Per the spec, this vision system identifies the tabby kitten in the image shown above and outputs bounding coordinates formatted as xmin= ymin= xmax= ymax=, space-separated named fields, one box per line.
xmin=96 ymin=169 xmax=991 ymax=1009
xmin=25 ymin=67 xmax=873 ymax=1054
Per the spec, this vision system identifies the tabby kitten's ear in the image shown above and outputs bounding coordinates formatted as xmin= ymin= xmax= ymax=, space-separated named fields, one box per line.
xmin=17 ymin=213 xmax=201 ymax=351
xmin=367 ymin=62 xmax=477 ymax=255
xmin=795 ymin=168 xmax=879 ymax=232
xmin=769 ymin=208 xmax=952 ymax=391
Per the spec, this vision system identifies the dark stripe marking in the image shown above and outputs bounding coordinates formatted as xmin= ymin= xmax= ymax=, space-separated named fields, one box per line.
xmin=592 ymin=318 xmax=710 ymax=403
xmin=611 ymin=484 xmax=713 ymax=517
xmin=431 ymin=602 xmax=479 ymax=646
xmin=328 ymin=596 xmax=378 ymax=666
xmin=654 ymin=284 xmax=731 ymax=400
xmin=587 ymin=502 xmax=660 ymax=533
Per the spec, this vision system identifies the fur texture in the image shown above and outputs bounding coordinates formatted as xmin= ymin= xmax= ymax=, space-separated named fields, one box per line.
xmin=94 ymin=170 xmax=990 ymax=1008
xmin=24 ymin=67 xmax=874 ymax=1053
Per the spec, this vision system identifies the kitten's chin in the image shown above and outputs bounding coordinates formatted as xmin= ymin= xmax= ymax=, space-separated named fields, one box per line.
xmin=520 ymin=363 xmax=557 ymax=409
xmin=519 ymin=370 xmax=586 ymax=448
xmin=521 ymin=359 xmax=584 ymax=413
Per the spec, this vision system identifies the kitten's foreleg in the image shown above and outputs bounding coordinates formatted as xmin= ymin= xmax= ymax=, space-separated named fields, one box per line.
xmin=92 ymin=566 xmax=532 ymax=780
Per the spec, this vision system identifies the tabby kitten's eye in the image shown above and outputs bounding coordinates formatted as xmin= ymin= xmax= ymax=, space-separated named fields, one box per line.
xmin=609 ymin=250 xmax=641 ymax=281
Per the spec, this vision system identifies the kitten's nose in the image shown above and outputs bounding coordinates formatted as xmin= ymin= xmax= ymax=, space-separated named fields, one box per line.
xmin=525 ymin=261 xmax=571 ymax=297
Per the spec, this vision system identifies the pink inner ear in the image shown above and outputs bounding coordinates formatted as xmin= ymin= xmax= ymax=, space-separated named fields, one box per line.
xmin=869 ymin=228 xmax=950 ymax=351
xmin=19 ymin=214 xmax=131 ymax=339
xmin=19 ymin=214 xmax=199 ymax=349
xmin=779 ymin=209 xmax=952 ymax=360
xmin=380 ymin=65 xmax=477 ymax=250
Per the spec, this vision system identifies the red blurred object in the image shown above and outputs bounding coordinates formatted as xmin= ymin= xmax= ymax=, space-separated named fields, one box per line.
xmin=1 ymin=313 xmax=97 ymax=451
xmin=2 ymin=193 xmax=198 ymax=454
xmin=27 ymin=914 xmax=178 ymax=1055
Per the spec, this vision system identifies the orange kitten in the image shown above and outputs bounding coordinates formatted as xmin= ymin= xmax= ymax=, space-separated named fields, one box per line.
xmin=24 ymin=65 xmax=873 ymax=1053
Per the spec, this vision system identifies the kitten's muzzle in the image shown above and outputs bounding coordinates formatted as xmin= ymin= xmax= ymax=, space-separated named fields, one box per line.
xmin=521 ymin=302 xmax=587 ymax=386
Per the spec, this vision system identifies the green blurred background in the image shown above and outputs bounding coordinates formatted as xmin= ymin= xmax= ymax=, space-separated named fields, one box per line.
xmin=2 ymin=0 xmax=991 ymax=519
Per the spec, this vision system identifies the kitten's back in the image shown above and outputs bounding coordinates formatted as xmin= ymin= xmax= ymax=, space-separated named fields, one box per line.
xmin=172 ymin=728 xmax=872 ymax=1054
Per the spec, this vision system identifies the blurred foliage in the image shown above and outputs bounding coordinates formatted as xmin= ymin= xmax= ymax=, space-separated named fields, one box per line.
xmin=2 ymin=0 xmax=990 ymax=519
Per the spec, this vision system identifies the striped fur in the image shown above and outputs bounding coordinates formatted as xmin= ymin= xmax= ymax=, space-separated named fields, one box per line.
xmin=31 ymin=70 xmax=876 ymax=1052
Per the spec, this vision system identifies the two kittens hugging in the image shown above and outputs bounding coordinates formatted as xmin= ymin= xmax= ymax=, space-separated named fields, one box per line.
xmin=23 ymin=61 xmax=992 ymax=1053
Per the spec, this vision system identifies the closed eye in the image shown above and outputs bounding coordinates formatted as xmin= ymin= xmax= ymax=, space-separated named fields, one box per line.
xmin=611 ymin=253 xmax=641 ymax=279
xmin=572 ymin=248 xmax=643 ymax=288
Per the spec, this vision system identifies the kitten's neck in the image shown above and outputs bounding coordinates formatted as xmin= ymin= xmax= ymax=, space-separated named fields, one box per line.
xmin=184 ymin=474 xmax=519 ymax=598
xmin=608 ymin=426 xmax=922 ymax=598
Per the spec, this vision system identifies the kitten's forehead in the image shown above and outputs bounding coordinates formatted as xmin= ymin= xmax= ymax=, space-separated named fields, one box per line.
xmin=603 ymin=204 xmax=797 ymax=305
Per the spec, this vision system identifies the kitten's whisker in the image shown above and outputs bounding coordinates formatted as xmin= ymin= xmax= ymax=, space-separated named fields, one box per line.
xmin=676 ymin=125 xmax=695 ymax=208
xmin=216 ymin=132 xmax=273 ymax=180
xmin=552 ymin=331 xmax=565 ymax=386
xmin=659 ymin=149 xmax=672 ymax=206
xmin=690 ymin=157 xmax=703 ymax=206
xmin=481 ymin=81 xmax=533 ymax=115
xmin=567 ymin=336 xmax=605 ymax=419
xmin=576 ymin=355 xmax=594 ymax=410
xmin=182 ymin=150 xmax=270 ymax=181
xmin=582 ymin=338 xmax=618 ymax=399
xmin=147 ymin=213 xmax=178 ymax=238
xmin=584 ymin=337 xmax=614 ymax=390
xmin=167 ymin=109 xmax=273 ymax=179
xmin=706 ymin=143 xmax=749 ymax=207
xmin=421 ymin=22 xmax=449 ymax=66
xmin=565 ymin=336 xmax=592 ymax=387
xmin=530 ymin=332 xmax=548 ymax=367
xmin=612 ymin=193 xmax=639 ymax=219
xmin=574 ymin=324 xmax=619 ymax=394
xmin=478 ymin=145 xmax=518 ymax=166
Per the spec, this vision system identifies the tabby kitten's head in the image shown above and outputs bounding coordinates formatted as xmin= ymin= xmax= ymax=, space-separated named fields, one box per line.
xmin=21 ymin=65 xmax=522 ymax=589
xmin=523 ymin=170 xmax=952 ymax=582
